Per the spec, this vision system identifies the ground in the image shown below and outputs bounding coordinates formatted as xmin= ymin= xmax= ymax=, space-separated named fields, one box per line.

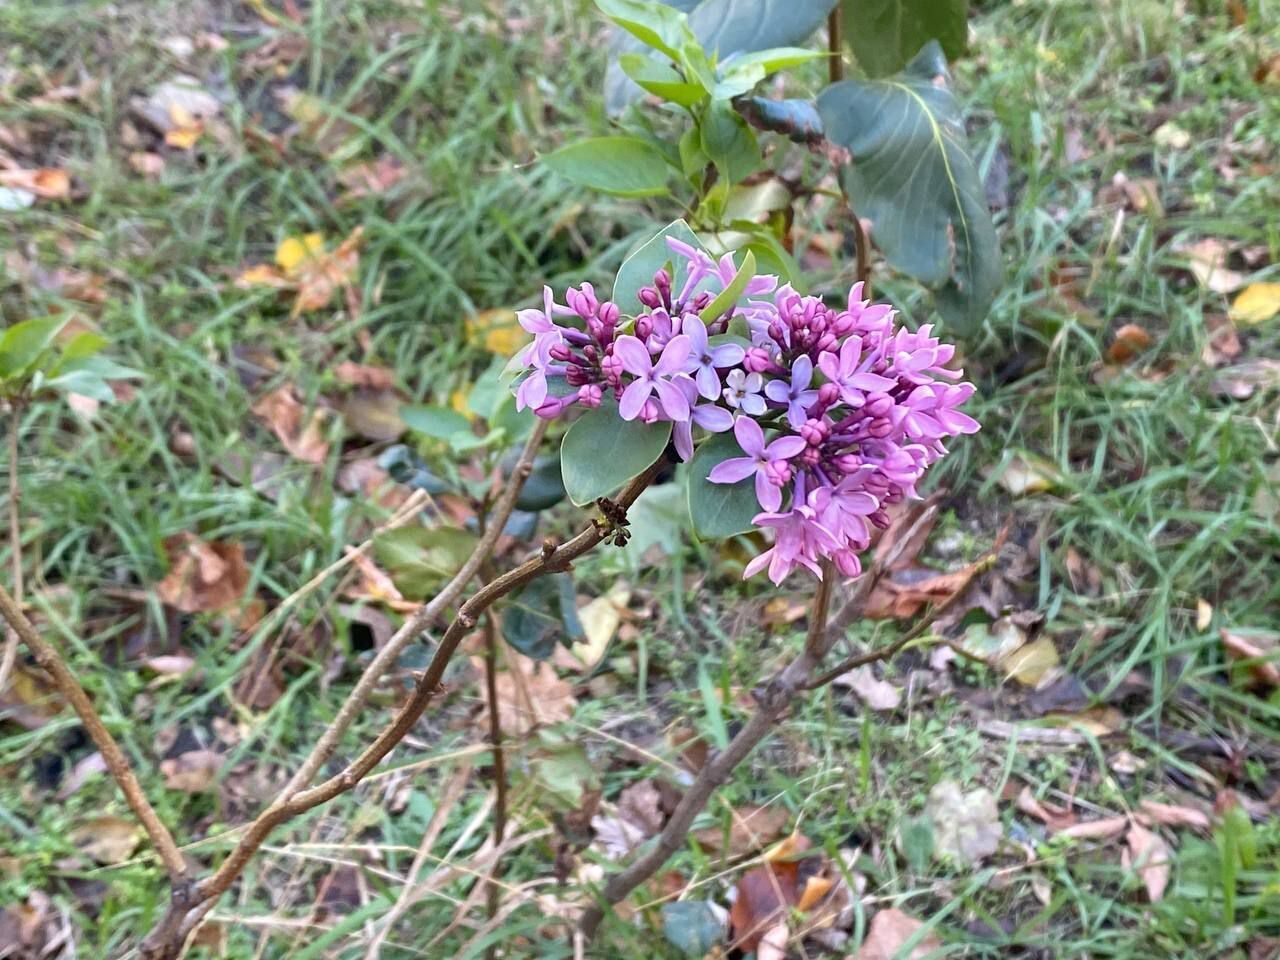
xmin=1 ymin=0 xmax=1279 ymax=957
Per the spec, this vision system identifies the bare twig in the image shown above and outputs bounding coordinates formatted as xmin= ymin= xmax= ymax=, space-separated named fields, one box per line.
xmin=481 ymin=608 xmax=506 ymax=956
xmin=827 ymin=6 xmax=843 ymax=84
xmin=140 ymin=451 xmax=664 ymax=958
xmin=0 ymin=404 xmax=23 ymax=694
xmin=277 ymin=417 xmax=549 ymax=801
xmin=0 ymin=582 xmax=188 ymax=882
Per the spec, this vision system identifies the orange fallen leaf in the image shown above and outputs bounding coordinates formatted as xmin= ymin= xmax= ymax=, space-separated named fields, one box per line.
xmin=0 ymin=168 xmax=70 ymax=199
xmin=1220 ymin=627 xmax=1280 ymax=687
xmin=156 ymin=533 xmax=250 ymax=614
xmin=1016 ymin=786 xmax=1077 ymax=831
xmin=1106 ymin=323 xmax=1153 ymax=364
xmin=235 ymin=227 xmax=363 ymax=316
xmin=251 ymin=385 xmax=330 ymax=463
xmin=334 ymin=360 xmax=394 ymax=390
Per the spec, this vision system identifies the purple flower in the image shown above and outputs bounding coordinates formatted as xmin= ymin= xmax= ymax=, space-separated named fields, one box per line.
xmin=764 ymin=354 xmax=820 ymax=428
xmin=683 ymin=316 xmax=745 ymax=400
xmin=722 ymin=369 xmax=766 ymax=415
xmin=817 ymin=336 xmax=895 ymax=406
xmin=671 ymin=378 xmax=735 ymax=461
xmin=615 ymin=334 xmax=693 ymax=422
xmin=708 ymin=416 xmax=806 ymax=512
xmin=742 ymin=501 xmax=840 ymax=584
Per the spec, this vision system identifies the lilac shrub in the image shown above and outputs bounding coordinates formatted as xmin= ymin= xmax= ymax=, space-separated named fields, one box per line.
xmin=513 ymin=237 xmax=978 ymax=585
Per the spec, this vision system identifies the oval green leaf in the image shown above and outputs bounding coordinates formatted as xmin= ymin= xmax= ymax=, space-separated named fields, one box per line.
xmin=686 ymin=430 xmax=759 ymax=539
xmin=613 ymin=219 xmax=709 ymax=312
xmin=561 ymin=398 xmax=671 ymax=506
xmin=543 ymin=136 xmax=672 ymax=198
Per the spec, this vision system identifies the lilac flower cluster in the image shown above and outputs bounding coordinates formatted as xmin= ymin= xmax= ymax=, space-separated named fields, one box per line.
xmin=512 ymin=238 xmax=978 ymax=584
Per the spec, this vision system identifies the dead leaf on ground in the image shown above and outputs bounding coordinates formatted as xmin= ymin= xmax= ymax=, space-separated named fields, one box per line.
xmin=132 ymin=75 xmax=221 ymax=135
xmin=56 ymin=752 xmax=108 ymax=800
xmin=70 ymin=815 xmax=141 ymax=865
xmin=339 ymin=388 xmax=405 ymax=441
xmin=617 ymin=779 xmax=663 ymax=835
xmin=1125 ymin=821 xmax=1171 ymax=902
xmin=1000 ymin=636 xmax=1060 ymax=686
xmin=1181 ymin=238 xmax=1247 ymax=294
xmin=160 ymin=748 xmax=224 ymax=792
xmin=251 ymin=385 xmax=331 ymax=463
xmin=1058 ymin=815 xmax=1129 ymax=840
xmin=337 ymin=156 xmax=412 ymax=202
xmin=756 ymin=923 xmax=789 ymax=960
xmin=865 ymin=557 xmax=984 ymax=620
xmin=1202 ymin=314 xmax=1242 ymax=367
xmin=0 ymin=168 xmax=71 ymax=199
xmin=856 ymin=908 xmax=943 ymax=960
xmin=729 ymin=843 xmax=828 ymax=953
xmin=1231 ymin=282 xmax=1280 ymax=325
xmin=991 ymin=452 xmax=1061 ymax=495
xmin=1106 ymin=323 xmax=1153 ymax=364
xmin=569 ymin=583 xmax=631 ymax=672
xmin=1138 ymin=799 xmax=1211 ymax=832
xmin=1016 ymin=786 xmax=1077 ymax=831
xmin=0 ymin=663 xmax=61 ymax=729
xmin=156 ymin=534 xmax=250 ymax=614
xmin=476 ymin=652 xmax=576 ymax=737
xmin=1210 ymin=359 xmax=1280 ymax=400
xmin=835 ymin=665 xmax=902 ymax=710
xmin=1220 ymin=628 xmax=1280 ymax=687
xmin=236 ymin=227 xmax=363 ymax=317
xmin=693 ymin=804 xmax=789 ymax=859
xmin=871 ymin=495 xmax=942 ymax=571
xmin=334 ymin=360 xmax=394 ymax=390
xmin=927 ymin=781 xmax=1002 ymax=866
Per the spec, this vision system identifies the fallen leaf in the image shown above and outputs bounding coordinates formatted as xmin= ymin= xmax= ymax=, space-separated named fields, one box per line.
xmin=999 ymin=636 xmax=1060 ymax=686
xmin=339 ymin=388 xmax=405 ymax=441
xmin=693 ymin=804 xmax=789 ymax=858
xmin=926 ymin=781 xmax=1001 ymax=866
xmin=478 ymin=652 xmax=576 ymax=737
xmin=163 ymin=103 xmax=203 ymax=149
xmin=1016 ymin=786 xmax=1077 ymax=831
xmin=466 ymin=308 xmax=525 ymax=355
xmin=142 ymin=654 xmax=197 ymax=676
xmin=128 ymin=152 xmax=166 ymax=178
xmin=871 ymin=495 xmax=941 ymax=571
xmin=1210 ymin=359 xmax=1280 ymax=399
xmin=251 ymin=385 xmax=330 ymax=463
xmin=337 ymin=155 xmax=411 ymax=202
xmin=617 ymin=779 xmax=663 ymax=836
xmin=70 ymin=816 xmax=141 ymax=865
xmin=865 ymin=559 xmax=984 ymax=620
xmin=660 ymin=900 xmax=728 ymax=956
xmin=1138 ymin=799 xmax=1211 ymax=832
xmin=835 ymin=665 xmax=902 ymax=710
xmin=993 ymin=453 xmax=1061 ymax=495
xmin=155 ymin=534 xmax=250 ymax=614
xmin=1125 ymin=821 xmax=1171 ymax=902
xmin=0 ymin=168 xmax=71 ymax=199
xmin=160 ymin=748 xmax=223 ymax=792
xmin=1153 ymin=122 xmax=1190 ymax=149
xmin=570 ymin=584 xmax=631 ymax=672
xmin=856 ymin=908 xmax=943 ymax=960
xmin=334 ymin=361 xmax=394 ymax=390
xmin=133 ymin=75 xmax=221 ymax=135
xmin=591 ymin=809 xmax=647 ymax=859
xmin=1106 ymin=323 xmax=1153 ymax=364
xmin=237 ymin=228 xmax=363 ymax=317
xmin=56 ymin=752 xmax=109 ymax=800
xmin=1182 ymin=238 xmax=1247 ymax=294
xmin=756 ymin=923 xmax=789 ymax=960
xmin=1231 ymin=282 xmax=1280 ymax=325
xmin=1058 ymin=815 xmax=1129 ymax=840
xmin=1219 ymin=627 xmax=1280 ymax=686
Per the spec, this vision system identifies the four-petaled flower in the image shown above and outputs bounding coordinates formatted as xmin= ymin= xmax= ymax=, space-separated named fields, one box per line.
xmin=614 ymin=334 xmax=693 ymax=422
xmin=764 ymin=354 xmax=820 ymax=428
xmin=722 ymin=368 xmax=765 ymax=415
xmin=817 ymin=335 xmax=895 ymax=406
xmin=708 ymin=416 xmax=806 ymax=512
xmin=683 ymin=316 xmax=746 ymax=400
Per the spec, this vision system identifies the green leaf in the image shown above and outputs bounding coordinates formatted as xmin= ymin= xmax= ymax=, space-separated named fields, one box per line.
xmin=700 ymin=249 xmax=755 ymax=324
xmin=619 ymin=482 xmax=687 ymax=562
xmin=618 ymin=53 xmax=707 ymax=105
xmin=661 ymin=901 xmax=726 ymax=955
xmin=502 ymin=573 xmax=583 ymax=660
xmin=686 ymin=431 xmax=759 ymax=538
xmin=560 ymin=398 xmax=671 ymax=506
xmin=605 ymin=0 xmax=838 ymax=113
xmin=700 ymin=100 xmax=759 ymax=184
xmin=723 ymin=45 xmax=826 ymax=75
xmin=514 ymin=454 xmax=568 ymax=512
xmin=373 ymin=526 xmax=478 ymax=597
xmin=595 ymin=0 xmax=692 ymax=60
xmin=399 ymin=404 xmax=472 ymax=441
xmin=816 ymin=42 xmax=1000 ymax=331
xmin=543 ymin=136 xmax=672 ymax=198
xmin=843 ymin=0 xmax=968 ymax=78
xmin=735 ymin=96 xmax=825 ymax=143
xmin=613 ymin=219 xmax=709 ymax=312
xmin=0 ymin=316 xmax=70 ymax=380
xmin=711 ymin=61 xmax=765 ymax=99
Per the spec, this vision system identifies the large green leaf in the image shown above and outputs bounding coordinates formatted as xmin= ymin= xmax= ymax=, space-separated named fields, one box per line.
xmin=843 ymin=0 xmax=968 ymax=78
xmin=816 ymin=42 xmax=1000 ymax=332
xmin=613 ymin=219 xmax=709 ymax=312
xmin=686 ymin=431 xmax=759 ymax=539
xmin=560 ymin=399 xmax=671 ymax=506
xmin=373 ymin=526 xmax=478 ymax=597
xmin=543 ymin=136 xmax=672 ymax=197
xmin=0 ymin=315 xmax=69 ymax=380
xmin=605 ymin=0 xmax=837 ymax=114
xmin=502 ymin=573 xmax=583 ymax=660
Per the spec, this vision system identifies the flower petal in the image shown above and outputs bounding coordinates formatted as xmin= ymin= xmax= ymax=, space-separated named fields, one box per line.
xmin=618 ymin=379 xmax=652 ymax=420
xmin=740 ymin=393 xmax=767 ymax=416
xmin=692 ymin=404 xmax=734 ymax=432
xmin=767 ymin=435 xmax=807 ymax=459
xmin=733 ymin=415 xmax=766 ymax=457
xmin=613 ymin=335 xmax=652 ymax=376
xmin=653 ymin=377 xmax=691 ymax=422
xmin=756 ymin=470 xmax=782 ymax=512
xmin=695 ymin=363 xmax=720 ymax=400
xmin=708 ymin=456 xmax=758 ymax=484
xmin=654 ymin=334 xmax=693 ymax=375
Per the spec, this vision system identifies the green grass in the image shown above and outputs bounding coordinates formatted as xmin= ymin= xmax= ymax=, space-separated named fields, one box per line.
xmin=2 ymin=0 xmax=1279 ymax=956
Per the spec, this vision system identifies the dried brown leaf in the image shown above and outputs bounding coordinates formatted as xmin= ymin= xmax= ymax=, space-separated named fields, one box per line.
xmin=155 ymin=534 xmax=249 ymax=614
xmin=1058 ymin=816 xmax=1128 ymax=840
xmin=159 ymin=748 xmax=224 ymax=793
xmin=1126 ymin=821 xmax=1171 ymax=902
xmin=1138 ymin=799 xmax=1211 ymax=832
xmin=693 ymin=804 xmax=789 ymax=858
xmin=856 ymin=908 xmax=943 ymax=960
xmin=251 ymin=386 xmax=331 ymax=463
xmin=1220 ymin=627 xmax=1280 ymax=686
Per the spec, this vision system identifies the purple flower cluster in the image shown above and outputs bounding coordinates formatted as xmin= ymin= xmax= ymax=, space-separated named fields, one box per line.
xmin=512 ymin=238 xmax=978 ymax=584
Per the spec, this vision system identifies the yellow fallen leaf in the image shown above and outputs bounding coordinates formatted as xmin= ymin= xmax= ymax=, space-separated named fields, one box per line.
xmin=163 ymin=104 xmax=203 ymax=149
xmin=991 ymin=453 xmax=1061 ymax=496
xmin=467 ymin=308 xmax=526 ymax=356
xmin=571 ymin=583 xmax=631 ymax=672
xmin=235 ymin=264 xmax=290 ymax=288
xmin=1230 ymin=283 xmax=1280 ymax=325
xmin=275 ymin=232 xmax=326 ymax=273
xmin=998 ymin=636 xmax=1060 ymax=686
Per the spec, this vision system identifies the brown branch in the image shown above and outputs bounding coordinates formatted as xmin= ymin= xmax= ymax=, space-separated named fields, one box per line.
xmin=0 ymin=582 xmax=188 ymax=883
xmin=827 ymin=6 xmax=843 ymax=84
xmin=482 ymin=608 xmax=506 ymax=958
xmin=0 ymin=404 xmax=23 ymax=694
xmin=578 ymin=557 xmax=841 ymax=940
xmin=277 ymin=419 xmax=550 ymax=800
xmin=140 ymin=452 xmax=665 ymax=958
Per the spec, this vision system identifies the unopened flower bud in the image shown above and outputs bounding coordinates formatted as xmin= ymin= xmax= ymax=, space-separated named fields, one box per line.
xmin=867 ymin=418 xmax=894 ymax=439
xmin=577 ymin=383 xmax=603 ymax=408
xmin=865 ymin=393 xmax=894 ymax=417
xmin=818 ymin=383 xmax=840 ymax=407
xmin=638 ymin=287 xmax=661 ymax=309
xmin=565 ymin=365 xmax=588 ymax=386
xmin=744 ymin=348 xmax=772 ymax=374
xmin=635 ymin=316 xmax=653 ymax=339
xmin=800 ymin=418 xmax=829 ymax=446
xmin=598 ymin=302 xmax=619 ymax=327
xmin=549 ymin=343 xmax=573 ymax=362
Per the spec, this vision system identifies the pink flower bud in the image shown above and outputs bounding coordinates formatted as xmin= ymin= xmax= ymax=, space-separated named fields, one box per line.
xmin=638 ymin=287 xmax=661 ymax=309
xmin=598 ymin=302 xmax=619 ymax=326
xmin=744 ymin=348 xmax=772 ymax=374
xmin=818 ymin=382 xmax=840 ymax=407
xmin=577 ymin=384 xmax=603 ymax=408
xmin=635 ymin=316 xmax=653 ymax=339
xmin=866 ymin=393 xmax=894 ymax=417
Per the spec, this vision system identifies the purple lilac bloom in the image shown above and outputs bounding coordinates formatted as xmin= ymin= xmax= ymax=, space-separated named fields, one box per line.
xmin=708 ymin=416 xmax=806 ymax=512
xmin=508 ymin=237 xmax=980 ymax=585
